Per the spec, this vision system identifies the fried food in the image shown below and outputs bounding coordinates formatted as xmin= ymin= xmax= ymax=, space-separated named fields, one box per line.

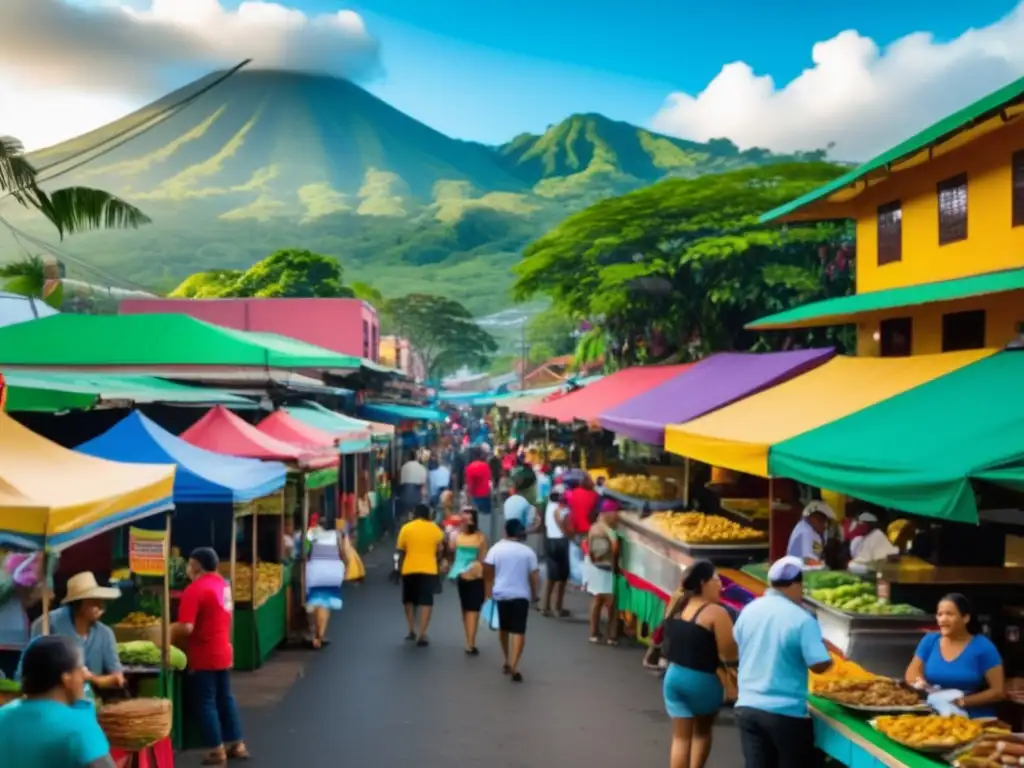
xmin=814 ymin=679 xmax=920 ymax=707
xmin=809 ymin=652 xmax=878 ymax=686
xmin=118 ymin=611 xmax=160 ymax=628
xmin=646 ymin=511 xmax=765 ymax=544
xmin=219 ymin=562 xmax=283 ymax=607
xmin=875 ymin=714 xmax=982 ymax=749
xmin=606 ymin=475 xmax=678 ymax=501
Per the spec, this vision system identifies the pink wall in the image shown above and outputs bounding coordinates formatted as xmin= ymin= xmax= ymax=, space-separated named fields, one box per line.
xmin=119 ymin=298 xmax=379 ymax=360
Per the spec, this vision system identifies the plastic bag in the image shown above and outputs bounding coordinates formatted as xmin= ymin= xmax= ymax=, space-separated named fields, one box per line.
xmin=482 ymin=599 xmax=500 ymax=631
xmin=569 ymin=542 xmax=585 ymax=586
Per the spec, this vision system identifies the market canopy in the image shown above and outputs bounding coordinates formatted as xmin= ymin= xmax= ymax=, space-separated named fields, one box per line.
xmin=0 ymin=314 xmax=360 ymax=370
xmin=748 ymin=267 xmax=1024 ymax=331
xmin=3 ymin=371 xmax=254 ymax=412
xmin=256 ymin=410 xmax=348 ymax=461
xmin=77 ymin=411 xmax=287 ymax=504
xmin=284 ymin=406 xmax=374 ymax=453
xmin=525 ymin=365 xmax=691 ymax=424
xmin=296 ymin=401 xmax=393 ymax=442
xmin=598 ymin=348 xmax=834 ymax=445
xmin=181 ymin=406 xmax=336 ymax=469
xmin=0 ymin=413 xmax=175 ymax=550
xmin=663 ymin=349 xmax=993 ymax=477
xmin=769 ymin=351 xmax=1024 ymax=523
xmin=358 ymin=402 xmax=447 ymax=424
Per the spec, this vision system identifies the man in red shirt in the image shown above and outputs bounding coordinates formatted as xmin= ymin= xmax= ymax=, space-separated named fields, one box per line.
xmin=173 ymin=548 xmax=248 ymax=765
xmin=464 ymin=448 xmax=495 ymax=540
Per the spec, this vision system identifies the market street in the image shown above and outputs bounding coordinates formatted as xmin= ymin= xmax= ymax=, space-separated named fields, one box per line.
xmin=180 ymin=546 xmax=746 ymax=767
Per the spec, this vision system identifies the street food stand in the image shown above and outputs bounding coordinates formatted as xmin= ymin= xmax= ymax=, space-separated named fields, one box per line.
xmin=181 ymin=406 xmax=338 ymax=668
xmin=0 ymin=411 xmax=177 ymax=765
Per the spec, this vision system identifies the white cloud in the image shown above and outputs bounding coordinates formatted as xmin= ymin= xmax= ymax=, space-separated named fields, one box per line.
xmin=0 ymin=0 xmax=380 ymax=149
xmin=651 ymin=3 xmax=1024 ymax=160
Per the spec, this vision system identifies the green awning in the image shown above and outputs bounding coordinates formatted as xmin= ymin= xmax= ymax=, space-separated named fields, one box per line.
xmin=747 ymin=267 xmax=1024 ymax=330
xmin=285 ymin=406 xmax=373 ymax=454
xmin=305 ymin=466 xmax=340 ymax=490
xmin=3 ymin=371 xmax=254 ymax=412
xmin=759 ymin=74 xmax=1024 ymax=223
xmin=0 ymin=314 xmax=359 ymax=369
xmin=768 ymin=351 xmax=1024 ymax=523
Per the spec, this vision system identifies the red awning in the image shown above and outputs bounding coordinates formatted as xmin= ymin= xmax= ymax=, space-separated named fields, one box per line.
xmin=257 ymin=410 xmax=349 ymax=458
xmin=181 ymin=406 xmax=337 ymax=469
xmin=525 ymin=365 xmax=692 ymax=424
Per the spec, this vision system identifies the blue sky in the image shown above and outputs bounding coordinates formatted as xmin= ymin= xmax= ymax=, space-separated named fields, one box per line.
xmin=292 ymin=0 xmax=1019 ymax=144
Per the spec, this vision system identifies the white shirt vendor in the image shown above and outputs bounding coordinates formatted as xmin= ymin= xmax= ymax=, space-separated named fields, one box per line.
xmin=786 ymin=500 xmax=835 ymax=563
xmin=849 ymin=513 xmax=899 ymax=565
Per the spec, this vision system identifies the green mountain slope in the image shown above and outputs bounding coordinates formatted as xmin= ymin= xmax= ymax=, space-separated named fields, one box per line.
xmin=15 ymin=70 xmax=814 ymax=313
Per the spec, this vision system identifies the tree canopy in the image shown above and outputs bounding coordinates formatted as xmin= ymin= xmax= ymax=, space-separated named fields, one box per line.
xmin=526 ymin=306 xmax=578 ymax=364
xmin=384 ymin=293 xmax=498 ymax=380
xmin=170 ymin=249 xmax=354 ymax=299
xmin=512 ymin=162 xmax=855 ymax=366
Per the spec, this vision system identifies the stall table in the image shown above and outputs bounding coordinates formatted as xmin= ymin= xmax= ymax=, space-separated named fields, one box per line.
xmin=232 ymin=562 xmax=291 ymax=670
xmin=811 ymin=697 xmax=945 ymax=768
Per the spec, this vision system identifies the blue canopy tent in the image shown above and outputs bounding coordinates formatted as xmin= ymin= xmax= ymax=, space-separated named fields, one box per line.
xmin=357 ymin=402 xmax=447 ymax=424
xmin=77 ymin=411 xmax=287 ymax=503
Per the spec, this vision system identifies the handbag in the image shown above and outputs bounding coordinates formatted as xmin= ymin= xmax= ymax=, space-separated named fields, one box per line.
xmin=482 ymin=599 xmax=500 ymax=631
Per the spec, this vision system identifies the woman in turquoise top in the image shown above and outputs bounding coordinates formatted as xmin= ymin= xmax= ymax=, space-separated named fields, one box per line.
xmin=0 ymin=635 xmax=113 ymax=767
xmin=449 ymin=507 xmax=489 ymax=655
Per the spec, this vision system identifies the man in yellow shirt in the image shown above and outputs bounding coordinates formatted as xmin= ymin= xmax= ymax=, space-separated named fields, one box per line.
xmin=396 ymin=504 xmax=445 ymax=646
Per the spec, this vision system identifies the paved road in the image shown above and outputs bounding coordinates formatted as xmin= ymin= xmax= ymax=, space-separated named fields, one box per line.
xmin=181 ymin=546 xmax=746 ymax=767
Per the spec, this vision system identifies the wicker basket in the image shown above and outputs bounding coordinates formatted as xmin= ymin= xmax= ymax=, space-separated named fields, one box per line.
xmin=97 ymin=697 xmax=172 ymax=750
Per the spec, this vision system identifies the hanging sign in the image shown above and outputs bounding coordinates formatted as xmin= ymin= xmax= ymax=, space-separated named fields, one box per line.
xmin=129 ymin=527 xmax=167 ymax=576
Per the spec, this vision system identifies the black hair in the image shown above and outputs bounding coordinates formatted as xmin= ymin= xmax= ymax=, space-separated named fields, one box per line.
xmin=939 ymin=592 xmax=981 ymax=634
xmin=414 ymin=503 xmax=432 ymax=520
xmin=428 ymin=457 xmax=439 ymax=471
xmin=190 ymin=547 xmax=219 ymax=573
xmin=20 ymin=635 xmax=82 ymax=695
xmin=463 ymin=507 xmax=479 ymax=534
xmin=548 ymin=489 xmax=563 ymax=503
xmin=681 ymin=559 xmax=717 ymax=593
xmin=505 ymin=519 xmax=526 ymax=540
xmin=769 ymin=572 xmax=804 ymax=589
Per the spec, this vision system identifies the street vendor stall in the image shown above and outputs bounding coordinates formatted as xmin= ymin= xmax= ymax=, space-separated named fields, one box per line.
xmin=75 ymin=410 xmax=288 ymax=748
xmin=0 ymin=411 xmax=178 ymax=763
xmin=181 ymin=406 xmax=337 ymax=668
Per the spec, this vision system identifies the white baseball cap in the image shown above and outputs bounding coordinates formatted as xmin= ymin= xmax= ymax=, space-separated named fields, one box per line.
xmin=767 ymin=555 xmax=805 ymax=583
xmin=857 ymin=512 xmax=879 ymax=523
xmin=803 ymin=500 xmax=836 ymax=520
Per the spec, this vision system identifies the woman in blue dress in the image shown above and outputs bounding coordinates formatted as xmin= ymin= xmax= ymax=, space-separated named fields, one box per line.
xmin=448 ymin=507 xmax=489 ymax=655
xmin=305 ymin=519 xmax=349 ymax=650
xmin=905 ymin=593 xmax=1005 ymax=717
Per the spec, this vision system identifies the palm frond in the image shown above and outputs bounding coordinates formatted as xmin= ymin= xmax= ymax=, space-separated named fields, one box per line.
xmin=0 ymin=135 xmax=43 ymax=206
xmin=35 ymin=187 xmax=152 ymax=239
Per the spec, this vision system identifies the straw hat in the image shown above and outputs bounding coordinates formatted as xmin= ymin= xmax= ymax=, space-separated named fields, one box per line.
xmin=62 ymin=572 xmax=122 ymax=604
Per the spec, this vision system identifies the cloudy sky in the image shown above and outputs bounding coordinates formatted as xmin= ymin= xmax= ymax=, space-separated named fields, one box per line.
xmin=3 ymin=0 xmax=1023 ymax=159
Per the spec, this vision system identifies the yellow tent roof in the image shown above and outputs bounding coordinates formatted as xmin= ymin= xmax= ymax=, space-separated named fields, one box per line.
xmin=0 ymin=413 xmax=176 ymax=550
xmin=663 ymin=350 xmax=994 ymax=477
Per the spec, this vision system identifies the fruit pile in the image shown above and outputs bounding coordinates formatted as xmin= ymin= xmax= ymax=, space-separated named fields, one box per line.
xmin=809 ymin=582 xmax=923 ymax=616
xmin=874 ymin=714 xmax=982 ymax=750
xmin=118 ymin=612 xmax=160 ymax=629
xmin=646 ymin=512 xmax=765 ymax=544
xmin=606 ymin=475 xmax=678 ymax=501
xmin=223 ymin=562 xmax=283 ymax=607
xmin=117 ymin=641 xmax=187 ymax=671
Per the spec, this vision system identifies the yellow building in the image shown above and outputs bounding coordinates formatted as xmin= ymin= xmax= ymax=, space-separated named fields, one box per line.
xmin=751 ymin=76 xmax=1024 ymax=356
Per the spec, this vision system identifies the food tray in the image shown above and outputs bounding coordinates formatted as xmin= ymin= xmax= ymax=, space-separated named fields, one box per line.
xmin=816 ymin=678 xmax=931 ymax=714
xmin=869 ymin=718 xmax=980 ymax=755
xmin=805 ymin=597 xmax=931 ymax=624
xmin=621 ymin=513 xmax=769 ymax=552
xmin=600 ymin=487 xmax=685 ymax=512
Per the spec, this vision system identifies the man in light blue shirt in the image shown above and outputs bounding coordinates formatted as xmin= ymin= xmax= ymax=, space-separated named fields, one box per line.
xmin=733 ymin=556 xmax=832 ymax=768
xmin=503 ymin=483 xmax=538 ymax=531
xmin=786 ymin=501 xmax=833 ymax=563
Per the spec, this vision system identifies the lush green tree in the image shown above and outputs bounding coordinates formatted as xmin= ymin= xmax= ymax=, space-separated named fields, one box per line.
xmin=350 ymin=280 xmax=385 ymax=308
xmin=0 ymin=136 xmax=149 ymax=237
xmin=170 ymin=249 xmax=354 ymax=299
xmin=512 ymin=162 xmax=855 ymax=365
xmin=526 ymin=306 xmax=577 ymax=362
xmin=384 ymin=293 xmax=498 ymax=379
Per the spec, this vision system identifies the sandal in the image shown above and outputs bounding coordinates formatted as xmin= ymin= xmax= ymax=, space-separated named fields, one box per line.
xmin=541 ymin=609 xmax=554 ymax=618
xmin=405 ymin=632 xmax=416 ymax=642
xmin=511 ymin=671 xmax=523 ymax=683
xmin=502 ymin=663 xmax=512 ymax=675
xmin=589 ymin=636 xmax=602 ymax=644
xmin=202 ymin=750 xmax=227 ymax=766
xmin=606 ymin=638 xmax=619 ymax=647
xmin=558 ymin=609 xmax=571 ymax=618
xmin=416 ymin=638 xmax=430 ymax=647
xmin=465 ymin=647 xmax=480 ymax=656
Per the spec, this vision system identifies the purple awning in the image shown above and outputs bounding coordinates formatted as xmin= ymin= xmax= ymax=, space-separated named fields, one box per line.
xmin=597 ymin=348 xmax=836 ymax=446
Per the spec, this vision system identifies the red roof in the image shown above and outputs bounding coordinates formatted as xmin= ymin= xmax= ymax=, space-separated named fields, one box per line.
xmin=257 ymin=411 xmax=349 ymax=458
xmin=181 ymin=406 xmax=337 ymax=469
xmin=526 ymin=365 xmax=692 ymax=424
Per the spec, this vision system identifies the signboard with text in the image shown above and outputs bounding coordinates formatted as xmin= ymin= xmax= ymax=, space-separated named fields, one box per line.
xmin=129 ymin=527 xmax=167 ymax=577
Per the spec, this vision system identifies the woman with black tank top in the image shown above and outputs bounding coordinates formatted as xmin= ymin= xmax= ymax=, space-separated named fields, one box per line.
xmin=661 ymin=560 xmax=738 ymax=768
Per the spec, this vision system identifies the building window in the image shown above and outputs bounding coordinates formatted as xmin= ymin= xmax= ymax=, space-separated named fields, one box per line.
xmin=942 ymin=309 xmax=986 ymax=352
xmin=372 ymin=326 xmax=379 ymax=362
xmin=877 ymin=201 xmax=902 ymax=265
xmin=880 ymin=317 xmax=912 ymax=357
xmin=362 ymin=320 xmax=370 ymax=358
xmin=1013 ymin=150 xmax=1024 ymax=227
xmin=937 ymin=173 xmax=968 ymax=244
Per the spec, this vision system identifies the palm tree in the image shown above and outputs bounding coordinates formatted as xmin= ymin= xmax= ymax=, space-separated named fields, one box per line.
xmin=0 ymin=135 xmax=150 ymax=238
xmin=0 ymin=254 xmax=62 ymax=308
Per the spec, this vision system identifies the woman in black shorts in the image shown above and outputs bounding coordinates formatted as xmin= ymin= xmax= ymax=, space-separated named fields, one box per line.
xmin=447 ymin=507 xmax=489 ymax=655
xmin=542 ymin=487 xmax=571 ymax=617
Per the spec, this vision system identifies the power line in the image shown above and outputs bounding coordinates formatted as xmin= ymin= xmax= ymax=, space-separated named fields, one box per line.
xmin=2 ymin=60 xmax=252 ymax=201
